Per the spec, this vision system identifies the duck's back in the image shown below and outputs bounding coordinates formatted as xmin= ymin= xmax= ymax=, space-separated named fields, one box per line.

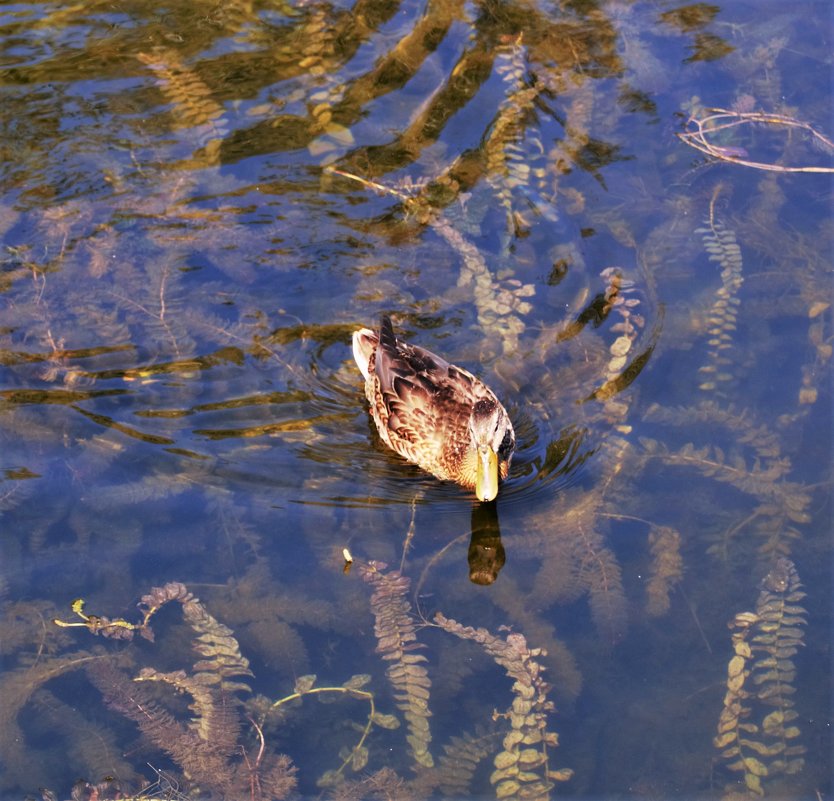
xmin=353 ymin=317 xmax=494 ymax=486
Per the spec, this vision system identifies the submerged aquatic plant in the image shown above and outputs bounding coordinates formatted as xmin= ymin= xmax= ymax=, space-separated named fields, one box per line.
xmin=714 ymin=558 xmax=807 ymax=796
xmin=53 ymin=583 xmax=295 ymax=800
xmin=40 ymin=568 xmax=574 ymax=800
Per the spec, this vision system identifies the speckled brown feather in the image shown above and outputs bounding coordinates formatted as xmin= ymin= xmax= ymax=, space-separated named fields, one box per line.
xmin=353 ymin=317 xmax=512 ymax=490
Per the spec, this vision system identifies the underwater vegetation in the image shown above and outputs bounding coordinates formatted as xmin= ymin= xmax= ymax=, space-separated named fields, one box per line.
xmin=1 ymin=0 xmax=831 ymax=799
xmin=38 ymin=566 xmax=573 ymax=800
xmin=713 ymin=558 xmax=807 ymax=797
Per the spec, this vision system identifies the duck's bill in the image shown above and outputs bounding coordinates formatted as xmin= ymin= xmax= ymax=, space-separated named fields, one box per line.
xmin=476 ymin=447 xmax=499 ymax=502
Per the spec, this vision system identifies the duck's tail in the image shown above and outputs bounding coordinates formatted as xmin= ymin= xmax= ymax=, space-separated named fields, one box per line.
xmin=352 ymin=326 xmax=378 ymax=381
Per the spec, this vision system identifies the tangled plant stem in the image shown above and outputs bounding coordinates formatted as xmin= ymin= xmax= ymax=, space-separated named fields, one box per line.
xmin=272 ymin=686 xmax=376 ymax=777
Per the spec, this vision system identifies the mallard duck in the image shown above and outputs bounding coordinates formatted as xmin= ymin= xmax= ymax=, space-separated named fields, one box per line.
xmin=352 ymin=316 xmax=515 ymax=502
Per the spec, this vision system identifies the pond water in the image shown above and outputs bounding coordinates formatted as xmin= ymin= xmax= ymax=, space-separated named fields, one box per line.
xmin=0 ymin=0 xmax=831 ymax=799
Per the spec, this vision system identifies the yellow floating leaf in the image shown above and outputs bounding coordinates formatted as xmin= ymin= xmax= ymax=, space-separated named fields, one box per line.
xmin=511 ymin=698 xmax=534 ymax=716
xmin=717 ymin=716 xmax=738 ymax=735
xmin=503 ymin=730 xmax=524 ymax=751
xmin=514 ymin=682 xmax=536 ymax=700
xmin=609 ymin=336 xmax=632 ymax=357
xmin=740 ymin=738 xmax=784 ymax=756
xmin=783 ymin=726 xmax=802 ymax=739
xmin=516 ymin=770 xmax=541 ymax=782
xmin=548 ymin=768 xmax=574 ymax=782
xmin=734 ymin=641 xmax=752 ymax=658
xmin=495 ymin=779 xmax=521 ymax=798
xmin=762 ymin=709 xmax=784 ymax=731
xmin=713 ymin=731 xmax=736 ymax=749
xmin=726 ymin=670 xmax=745 ymax=693
xmin=517 ymin=748 xmax=546 ymax=767
xmin=490 ymin=766 xmax=519 ymax=784
xmin=510 ymin=712 xmax=532 ymax=729
xmin=494 ymin=751 xmax=520 ymax=771
xmin=808 ymin=301 xmax=829 ymax=318
xmin=743 ymin=756 xmax=768 ymax=776
xmin=727 ymin=654 xmax=746 ymax=678
xmin=744 ymin=773 xmax=763 ymax=795
xmin=608 ymin=354 xmax=628 ymax=372
xmin=733 ymin=612 xmax=760 ymax=627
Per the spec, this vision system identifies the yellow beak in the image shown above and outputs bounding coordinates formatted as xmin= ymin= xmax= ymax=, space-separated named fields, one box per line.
xmin=475 ymin=447 xmax=499 ymax=502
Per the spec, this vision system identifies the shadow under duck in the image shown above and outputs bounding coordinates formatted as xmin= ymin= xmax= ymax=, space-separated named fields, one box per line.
xmin=352 ymin=316 xmax=515 ymax=502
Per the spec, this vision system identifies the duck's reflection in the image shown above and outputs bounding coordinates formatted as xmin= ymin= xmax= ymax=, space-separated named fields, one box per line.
xmin=468 ymin=501 xmax=505 ymax=585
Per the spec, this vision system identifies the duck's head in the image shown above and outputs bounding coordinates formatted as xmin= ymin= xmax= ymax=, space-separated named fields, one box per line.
xmin=469 ymin=398 xmax=514 ymax=502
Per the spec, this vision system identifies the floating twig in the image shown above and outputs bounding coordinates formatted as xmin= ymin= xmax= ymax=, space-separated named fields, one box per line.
xmin=678 ymin=108 xmax=834 ymax=173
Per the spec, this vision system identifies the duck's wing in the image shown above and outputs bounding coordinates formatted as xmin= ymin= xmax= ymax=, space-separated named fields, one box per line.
xmin=373 ymin=317 xmax=488 ymax=466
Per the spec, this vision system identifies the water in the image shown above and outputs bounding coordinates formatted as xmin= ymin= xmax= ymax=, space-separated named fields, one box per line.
xmin=0 ymin=0 xmax=831 ymax=798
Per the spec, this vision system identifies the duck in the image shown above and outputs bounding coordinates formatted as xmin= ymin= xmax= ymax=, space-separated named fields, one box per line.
xmin=352 ymin=316 xmax=515 ymax=502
